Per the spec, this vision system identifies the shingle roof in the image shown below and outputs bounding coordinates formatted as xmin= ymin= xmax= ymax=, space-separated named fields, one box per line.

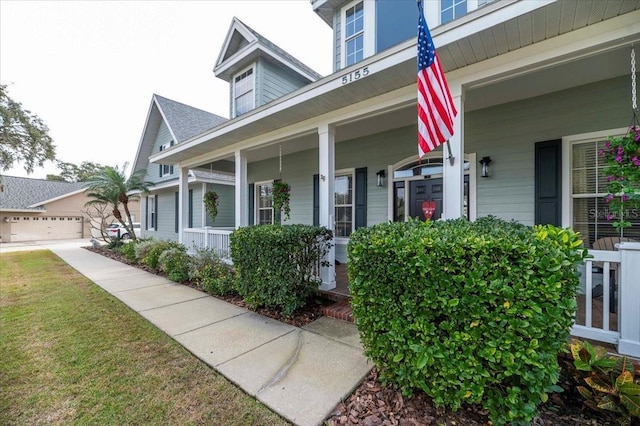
xmin=0 ymin=175 xmax=85 ymax=209
xmin=238 ymin=18 xmax=323 ymax=81
xmin=154 ymin=95 xmax=227 ymax=143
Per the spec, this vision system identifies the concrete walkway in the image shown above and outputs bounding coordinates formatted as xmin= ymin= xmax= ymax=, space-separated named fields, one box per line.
xmin=0 ymin=239 xmax=372 ymax=426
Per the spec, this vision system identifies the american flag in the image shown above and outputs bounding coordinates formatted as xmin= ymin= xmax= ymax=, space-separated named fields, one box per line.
xmin=417 ymin=0 xmax=457 ymax=158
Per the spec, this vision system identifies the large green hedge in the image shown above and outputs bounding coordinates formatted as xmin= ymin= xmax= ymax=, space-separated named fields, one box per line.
xmin=230 ymin=224 xmax=332 ymax=317
xmin=347 ymin=217 xmax=587 ymax=425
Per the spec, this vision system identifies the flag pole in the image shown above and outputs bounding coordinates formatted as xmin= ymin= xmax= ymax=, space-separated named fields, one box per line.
xmin=446 ymin=140 xmax=455 ymax=166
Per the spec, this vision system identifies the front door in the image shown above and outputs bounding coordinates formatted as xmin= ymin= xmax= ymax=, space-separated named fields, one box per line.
xmin=409 ymin=179 xmax=443 ymax=221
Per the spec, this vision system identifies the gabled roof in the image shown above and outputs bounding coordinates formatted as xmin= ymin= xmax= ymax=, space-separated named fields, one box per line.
xmin=132 ymin=95 xmax=227 ymax=173
xmin=214 ymin=17 xmax=322 ymax=83
xmin=0 ymin=176 xmax=85 ymax=210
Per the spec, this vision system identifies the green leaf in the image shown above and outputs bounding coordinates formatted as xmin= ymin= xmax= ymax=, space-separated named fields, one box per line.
xmin=585 ymin=376 xmax=615 ymax=394
xmin=393 ymin=353 xmax=404 ymax=363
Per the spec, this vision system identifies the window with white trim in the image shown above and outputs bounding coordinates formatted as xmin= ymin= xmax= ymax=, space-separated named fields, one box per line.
xmin=159 ymin=140 xmax=174 ymax=177
xmin=344 ymin=1 xmax=364 ymax=67
xmin=571 ymin=137 xmax=640 ymax=246
xmin=335 ymin=173 xmax=354 ymax=237
xmin=256 ymin=181 xmax=274 ymax=225
xmin=441 ymin=0 xmax=467 ymax=24
xmin=233 ymin=67 xmax=254 ymax=118
xmin=147 ymin=195 xmax=156 ymax=230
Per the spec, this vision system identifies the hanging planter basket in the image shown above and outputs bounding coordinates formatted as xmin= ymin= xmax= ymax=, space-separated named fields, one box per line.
xmin=273 ymin=180 xmax=291 ymax=220
xmin=204 ymin=190 xmax=219 ymax=223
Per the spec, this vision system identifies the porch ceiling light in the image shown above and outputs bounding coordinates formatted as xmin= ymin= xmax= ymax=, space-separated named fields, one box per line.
xmin=376 ymin=169 xmax=386 ymax=187
xmin=479 ymin=157 xmax=492 ymax=178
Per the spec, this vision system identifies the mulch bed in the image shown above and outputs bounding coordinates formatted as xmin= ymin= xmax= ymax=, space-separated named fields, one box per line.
xmin=84 ymin=244 xmax=631 ymax=426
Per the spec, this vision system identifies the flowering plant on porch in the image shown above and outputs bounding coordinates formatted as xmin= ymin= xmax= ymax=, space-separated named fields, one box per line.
xmin=272 ymin=180 xmax=291 ymax=220
xmin=203 ymin=190 xmax=219 ymax=223
xmin=600 ymin=126 xmax=640 ymax=231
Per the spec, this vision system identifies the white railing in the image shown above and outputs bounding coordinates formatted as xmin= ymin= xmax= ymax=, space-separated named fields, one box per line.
xmin=571 ymin=242 xmax=640 ymax=358
xmin=183 ymin=227 xmax=233 ymax=261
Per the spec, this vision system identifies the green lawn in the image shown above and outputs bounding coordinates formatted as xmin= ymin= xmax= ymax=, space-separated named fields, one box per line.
xmin=0 ymin=250 xmax=289 ymax=426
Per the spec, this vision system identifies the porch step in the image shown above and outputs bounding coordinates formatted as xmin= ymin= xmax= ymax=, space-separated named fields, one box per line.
xmin=321 ymin=299 xmax=354 ymax=323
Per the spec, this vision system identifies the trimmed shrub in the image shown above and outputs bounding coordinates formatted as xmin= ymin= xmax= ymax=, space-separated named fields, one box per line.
xmin=121 ymin=239 xmax=140 ymax=262
xmin=134 ymin=239 xmax=157 ymax=264
xmin=230 ymin=224 xmax=332 ymax=317
xmin=140 ymin=240 xmax=185 ymax=271
xmin=189 ymin=247 xmax=235 ymax=296
xmin=196 ymin=263 xmax=235 ymax=296
xmin=158 ymin=247 xmax=191 ymax=283
xmin=347 ymin=217 xmax=587 ymax=425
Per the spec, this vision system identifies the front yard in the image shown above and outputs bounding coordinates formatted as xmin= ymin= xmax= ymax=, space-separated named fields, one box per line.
xmin=0 ymin=250 xmax=288 ymax=425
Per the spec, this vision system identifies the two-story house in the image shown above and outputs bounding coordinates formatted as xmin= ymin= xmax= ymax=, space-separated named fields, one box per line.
xmin=140 ymin=0 xmax=640 ymax=291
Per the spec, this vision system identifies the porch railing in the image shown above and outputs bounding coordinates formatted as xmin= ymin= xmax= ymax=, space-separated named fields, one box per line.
xmin=571 ymin=242 xmax=640 ymax=358
xmin=182 ymin=227 xmax=233 ymax=261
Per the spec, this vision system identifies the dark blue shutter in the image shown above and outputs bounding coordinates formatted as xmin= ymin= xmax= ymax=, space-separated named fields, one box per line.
xmin=355 ymin=167 xmax=367 ymax=229
xmin=174 ymin=192 xmax=179 ymax=233
xmin=535 ymin=140 xmax=561 ymax=226
xmin=274 ymin=180 xmax=281 ymax=224
xmin=145 ymin=196 xmax=149 ymax=230
xmin=159 ymin=145 xmax=164 ymax=177
xmin=248 ymin=183 xmax=255 ymax=225
xmin=313 ymin=174 xmax=319 ymax=226
xmin=169 ymin=141 xmax=175 ymax=175
xmin=188 ymin=189 xmax=194 ymax=227
xmin=154 ymin=194 xmax=158 ymax=229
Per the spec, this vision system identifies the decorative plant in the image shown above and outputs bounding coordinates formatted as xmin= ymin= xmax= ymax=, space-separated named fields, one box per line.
xmin=272 ymin=180 xmax=291 ymax=220
xmin=204 ymin=190 xmax=219 ymax=223
xmin=569 ymin=339 xmax=640 ymax=424
xmin=599 ymin=126 xmax=640 ymax=231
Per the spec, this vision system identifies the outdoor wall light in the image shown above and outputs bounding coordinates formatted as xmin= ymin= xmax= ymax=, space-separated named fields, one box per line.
xmin=376 ymin=169 xmax=386 ymax=187
xmin=479 ymin=156 xmax=492 ymax=178
xmin=3 ymin=217 xmax=9 ymax=223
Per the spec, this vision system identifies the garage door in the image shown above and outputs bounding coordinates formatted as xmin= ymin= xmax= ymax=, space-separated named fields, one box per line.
xmin=10 ymin=216 xmax=83 ymax=241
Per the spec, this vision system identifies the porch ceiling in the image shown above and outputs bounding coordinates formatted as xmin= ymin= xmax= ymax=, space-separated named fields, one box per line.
xmin=153 ymin=0 xmax=640 ymax=166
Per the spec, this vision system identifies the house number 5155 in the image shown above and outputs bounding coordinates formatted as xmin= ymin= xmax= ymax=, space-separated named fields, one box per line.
xmin=341 ymin=66 xmax=370 ymax=85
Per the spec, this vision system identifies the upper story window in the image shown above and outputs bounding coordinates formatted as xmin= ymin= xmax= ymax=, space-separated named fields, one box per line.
xmin=344 ymin=2 xmax=364 ymax=67
xmin=233 ymin=66 xmax=254 ymax=118
xmin=159 ymin=141 xmax=174 ymax=177
xmin=441 ymin=0 xmax=467 ymax=24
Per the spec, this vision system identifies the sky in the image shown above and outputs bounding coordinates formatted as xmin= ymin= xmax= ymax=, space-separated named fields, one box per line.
xmin=0 ymin=0 xmax=333 ymax=179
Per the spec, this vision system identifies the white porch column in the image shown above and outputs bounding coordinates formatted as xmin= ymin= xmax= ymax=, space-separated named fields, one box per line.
xmin=178 ymin=166 xmax=189 ymax=244
xmin=442 ymin=85 xmax=465 ymax=220
xmin=235 ymin=150 xmax=248 ymax=228
xmin=318 ymin=124 xmax=336 ymax=290
xmin=617 ymin=242 xmax=640 ymax=357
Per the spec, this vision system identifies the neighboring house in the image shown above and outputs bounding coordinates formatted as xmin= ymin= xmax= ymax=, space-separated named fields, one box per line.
xmin=132 ymin=0 xmax=640 ymax=356
xmin=132 ymin=94 xmax=232 ymax=243
xmin=0 ymin=176 xmax=140 ymax=242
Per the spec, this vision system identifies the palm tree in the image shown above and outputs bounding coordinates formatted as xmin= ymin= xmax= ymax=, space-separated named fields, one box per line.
xmin=84 ymin=163 xmax=152 ymax=241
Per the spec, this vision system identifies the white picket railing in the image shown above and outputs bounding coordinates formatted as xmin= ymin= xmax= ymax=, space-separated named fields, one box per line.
xmin=182 ymin=227 xmax=233 ymax=261
xmin=571 ymin=242 xmax=640 ymax=358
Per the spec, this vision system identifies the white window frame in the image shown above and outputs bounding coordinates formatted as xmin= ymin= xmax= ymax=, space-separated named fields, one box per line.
xmin=334 ymin=169 xmax=355 ymax=240
xmin=159 ymin=140 xmax=174 ymax=177
xmin=440 ymin=0 xmax=468 ymax=25
xmin=255 ymin=180 xmax=274 ymax=225
xmin=340 ymin=0 xmax=374 ymax=69
xmin=147 ymin=195 xmax=156 ymax=231
xmin=232 ymin=64 xmax=255 ymax=118
xmin=562 ymin=127 xmax=629 ymax=243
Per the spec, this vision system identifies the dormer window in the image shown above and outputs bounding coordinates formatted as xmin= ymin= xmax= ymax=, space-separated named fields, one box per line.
xmin=233 ymin=66 xmax=255 ymax=117
xmin=441 ymin=0 xmax=467 ymax=24
xmin=159 ymin=140 xmax=174 ymax=177
xmin=345 ymin=2 xmax=364 ymax=66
